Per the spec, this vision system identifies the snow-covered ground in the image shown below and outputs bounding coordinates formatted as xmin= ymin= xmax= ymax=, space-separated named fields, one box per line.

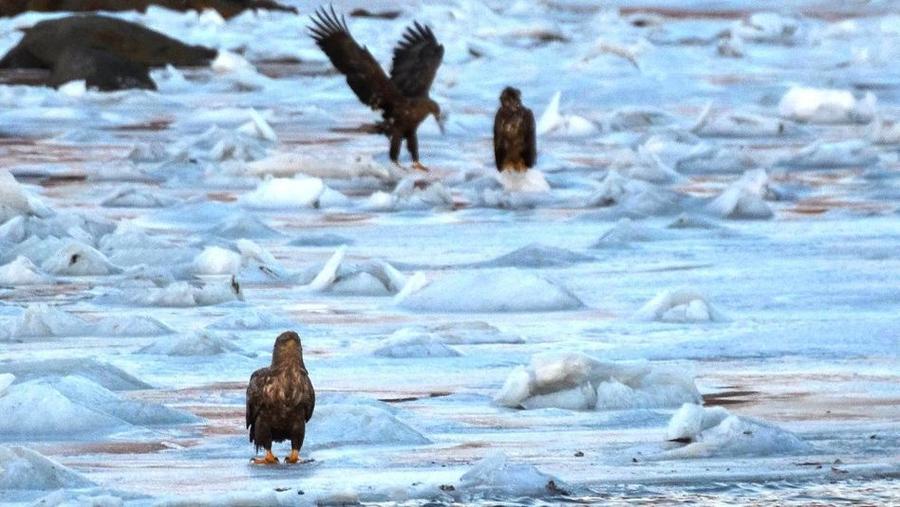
xmin=1 ymin=0 xmax=899 ymax=504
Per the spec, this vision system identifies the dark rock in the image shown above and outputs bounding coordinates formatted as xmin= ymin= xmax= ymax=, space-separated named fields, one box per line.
xmin=0 ymin=15 xmax=216 ymax=90
xmin=0 ymin=0 xmax=297 ymax=19
xmin=49 ymin=46 xmax=156 ymax=91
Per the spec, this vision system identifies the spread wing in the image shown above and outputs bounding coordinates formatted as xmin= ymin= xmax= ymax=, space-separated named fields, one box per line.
xmin=523 ymin=107 xmax=537 ymax=167
xmin=390 ymin=22 xmax=444 ymax=98
xmin=308 ymin=6 xmax=402 ymax=113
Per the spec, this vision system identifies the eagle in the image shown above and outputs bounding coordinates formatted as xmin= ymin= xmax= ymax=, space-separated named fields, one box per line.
xmin=493 ymin=87 xmax=537 ymax=172
xmin=309 ymin=6 xmax=445 ymax=172
xmin=246 ymin=331 xmax=315 ymax=465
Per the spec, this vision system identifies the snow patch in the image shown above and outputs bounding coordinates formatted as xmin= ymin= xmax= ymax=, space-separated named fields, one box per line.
xmin=778 ymin=87 xmax=876 ymax=124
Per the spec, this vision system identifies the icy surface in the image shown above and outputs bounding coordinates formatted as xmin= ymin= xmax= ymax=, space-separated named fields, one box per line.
xmin=0 ymin=0 xmax=897 ymax=504
xmin=0 ymin=446 xmax=94 ymax=490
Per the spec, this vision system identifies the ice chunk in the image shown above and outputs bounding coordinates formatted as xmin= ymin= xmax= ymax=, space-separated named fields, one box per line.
xmin=243 ymin=152 xmax=396 ymax=181
xmin=372 ymin=329 xmax=462 ymax=358
xmin=236 ymin=109 xmax=277 ymax=142
xmin=104 ymin=278 xmax=244 ymax=307
xmin=778 ymin=87 xmax=876 ymax=124
xmin=707 ymin=169 xmax=773 ymax=219
xmin=0 ymin=256 xmax=52 ymax=285
xmin=193 ymin=246 xmax=242 ymax=276
xmin=306 ymin=404 xmax=430 ymax=449
xmin=51 ymin=376 xmax=197 ymax=425
xmin=93 ymin=315 xmax=174 ymax=337
xmin=537 ymin=91 xmax=598 ymax=137
xmin=288 ymin=233 xmax=354 ymax=247
xmin=396 ymin=270 xmax=583 ymax=313
xmin=584 ymin=171 xmax=677 ymax=215
xmin=662 ymin=404 xmax=807 ymax=458
xmin=0 ymin=374 xmax=13 ymax=395
xmin=138 ymin=331 xmax=247 ymax=357
xmin=868 ymin=117 xmax=900 ymax=145
xmin=593 ymin=218 xmax=674 ymax=247
xmin=779 ymin=140 xmax=879 ymax=169
xmin=693 ymin=111 xmax=794 ymax=138
xmin=240 ymin=176 xmax=338 ymax=209
xmin=41 ymin=242 xmax=120 ymax=276
xmin=495 ymin=169 xmax=551 ymax=193
xmin=101 ymin=187 xmax=176 ymax=208
xmin=307 ymin=247 xmax=406 ymax=295
xmin=0 ymin=446 xmax=94 ymax=490
xmin=634 ymin=288 xmax=728 ymax=322
xmin=732 ymin=12 xmax=799 ymax=44
xmin=495 ymin=352 xmax=701 ymax=411
xmin=458 ymin=452 xmax=563 ymax=498
xmin=365 ymin=177 xmax=452 ymax=211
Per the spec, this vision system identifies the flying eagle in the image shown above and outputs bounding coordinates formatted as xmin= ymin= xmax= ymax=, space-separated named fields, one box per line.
xmin=246 ymin=331 xmax=315 ymax=465
xmin=309 ymin=6 xmax=445 ymax=171
xmin=494 ymin=87 xmax=537 ymax=172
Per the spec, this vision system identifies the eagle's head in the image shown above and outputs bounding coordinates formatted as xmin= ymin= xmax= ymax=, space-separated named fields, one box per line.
xmin=500 ymin=87 xmax=522 ymax=108
xmin=272 ymin=331 xmax=305 ymax=368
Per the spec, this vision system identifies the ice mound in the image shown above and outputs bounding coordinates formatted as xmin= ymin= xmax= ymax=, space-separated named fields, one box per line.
xmin=0 ymin=446 xmax=94 ymax=490
xmin=457 ymin=452 xmax=564 ymax=498
xmin=206 ymin=310 xmax=296 ymax=331
xmin=306 ymin=404 xmax=430 ymax=449
xmin=605 ymin=107 xmax=676 ymax=131
xmin=495 ymin=169 xmax=551 ymax=193
xmin=779 ymin=140 xmax=879 ymax=169
xmin=206 ymin=213 xmax=283 ymax=239
xmin=307 ymin=246 xmax=406 ymax=296
xmin=634 ymin=289 xmax=728 ymax=323
xmin=868 ymin=117 xmax=900 ymax=145
xmin=692 ymin=110 xmax=794 ymax=138
xmin=470 ymin=243 xmax=594 ymax=269
xmin=0 ymin=376 xmax=196 ymax=436
xmin=138 ymin=331 xmax=247 ymax=356
xmin=707 ymin=169 xmax=774 ymax=219
xmin=366 ymin=177 xmax=453 ymax=211
xmin=177 ymin=126 xmax=269 ymax=163
xmin=584 ymin=171 xmax=677 ymax=215
xmin=731 ymin=12 xmax=799 ymax=44
xmin=100 ymin=187 xmax=176 ymax=208
xmin=537 ymin=91 xmax=598 ymax=137
xmin=243 ymin=152 xmax=396 ymax=181
xmin=0 ymin=359 xmax=150 ymax=391
xmin=7 ymin=305 xmax=173 ymax=340
xmin=778 ymin=87 xmax=876 ymax=124
xmin=41 ymin=242 xmax=121 ymax=276
xmin=427 ymin=321 xmax=524 ymax=345
xmin=103 ymin=278 xmax=244 ymax=307
xmin=372 ymin=328 xmax=462 ymax=358
xmin=10 ymin=304 xmax=91 ymax=339
xmin=662 ymin=404 xmax=807 ymax=458
xmin=592 ymin=218 xmax=673 ymax=247
xmin=236 ymin=109 xmax=277 ymax=143
xmin=0 ymin=256 xmax=52 ymax=285
xmin=0 ymin=374 xmax=13 ymax=394
xmin=240 ymin=175 xmax=347 ymax=209
xmin=0 ymin=169 xmax=49 ymax=223
xmin=396 ymin=270 xmax=583 ymax=313
xmin=288 ymin=233 xmax=354 ymax=247
xmin=495 ymin=352 xmax=701 ymax=411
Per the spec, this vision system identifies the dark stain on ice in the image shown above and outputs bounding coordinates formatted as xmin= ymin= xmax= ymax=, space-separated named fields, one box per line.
xmin=703 ymin=389 xmax=759 ymax=406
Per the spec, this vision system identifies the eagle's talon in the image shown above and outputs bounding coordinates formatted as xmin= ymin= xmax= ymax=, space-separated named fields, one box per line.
xmin=251 ymin=450 xmax=279 ymax=465
xmin=284 ymin=450 xmax=301 ymax=464
xmin=411 ymin=161 xmax=430 ymax=172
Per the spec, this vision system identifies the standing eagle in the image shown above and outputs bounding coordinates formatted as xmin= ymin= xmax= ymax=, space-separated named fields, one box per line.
xmin=309 ymin=6 xmax=445 ymax=171
xmin=494 ymin=87 xmax=537 ymax=172
xmin=246 ymin=331 xmax=315 ymax=465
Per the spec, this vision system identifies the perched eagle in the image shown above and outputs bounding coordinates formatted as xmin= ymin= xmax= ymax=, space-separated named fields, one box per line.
xmin=493 ymin=87 xmax=537 ymax=172
xmin=246 ymin=331 xmax=315 ymax=465
xmin=309 ymin=6 xmax=445 ymax=171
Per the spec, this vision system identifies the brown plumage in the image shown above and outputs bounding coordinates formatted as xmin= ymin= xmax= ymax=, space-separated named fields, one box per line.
xmin=494 ymin=87 xmax=537 ymax=172
xmin=308 ymin=6 xmax=445 ymax=171
xmin=245 ymin=331 xmax=315 ymax=465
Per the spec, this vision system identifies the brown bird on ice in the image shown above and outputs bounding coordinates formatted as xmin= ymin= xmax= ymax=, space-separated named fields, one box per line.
xmin=246 ymin=331 xmax=315 ymax=464
xmin=494 ymin=87 xmax=537 ymax=172
xmin=308 ymin=6 xmax=445 ymax=171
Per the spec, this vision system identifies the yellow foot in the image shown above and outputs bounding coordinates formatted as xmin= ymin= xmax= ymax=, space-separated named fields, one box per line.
xmin=283 ymin=449 xmax=301 ymax=464
xmin=250 ymin=450 xmax=278 ymax=465
xmin=411 ymin=161 xmax=430 ymax=172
